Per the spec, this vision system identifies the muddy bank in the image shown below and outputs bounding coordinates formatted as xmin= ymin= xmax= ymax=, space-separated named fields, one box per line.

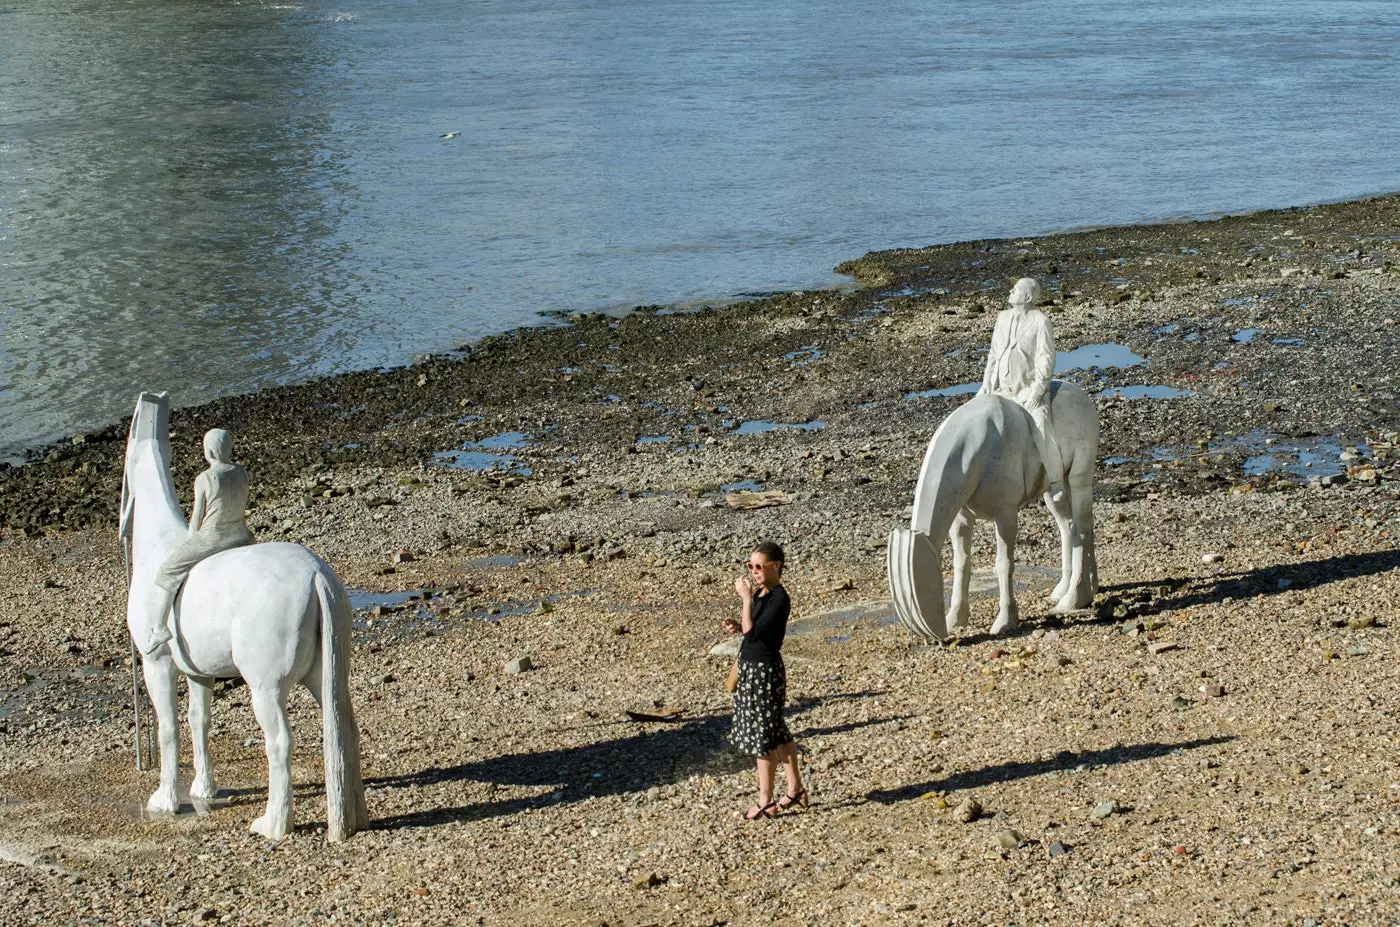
xmin=5 ymin=192 xmax=1400 ymax=538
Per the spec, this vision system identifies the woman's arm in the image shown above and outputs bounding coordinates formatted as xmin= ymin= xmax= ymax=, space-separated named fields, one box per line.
xmin=732 ymin=576 xmax=755 ymax=633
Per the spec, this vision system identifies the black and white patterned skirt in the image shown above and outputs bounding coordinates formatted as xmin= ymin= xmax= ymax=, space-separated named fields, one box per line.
xmin=728 ymin=658 xmax=794 ymax=756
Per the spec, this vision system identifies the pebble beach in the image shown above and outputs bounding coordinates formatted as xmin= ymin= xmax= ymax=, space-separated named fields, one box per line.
xmin=3 ymin=193 xmax=1400 ymax=925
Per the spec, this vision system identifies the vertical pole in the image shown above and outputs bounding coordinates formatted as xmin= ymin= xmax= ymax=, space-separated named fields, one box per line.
xmin=130 ymin=638 xmax=144 ymax=771
xmin=123 ymin=537 xmax=147 ymax=771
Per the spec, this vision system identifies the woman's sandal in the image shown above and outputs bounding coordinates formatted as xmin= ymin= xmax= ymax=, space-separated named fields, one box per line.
xmin=744 ymin=800 xmax=780 ymax=821
xmin=776 ymin=787 xmax=809 ymax=811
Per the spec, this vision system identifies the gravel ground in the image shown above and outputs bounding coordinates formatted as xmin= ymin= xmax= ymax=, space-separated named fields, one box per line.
xmin=2 ymin=195 xmax=1400 ymax=925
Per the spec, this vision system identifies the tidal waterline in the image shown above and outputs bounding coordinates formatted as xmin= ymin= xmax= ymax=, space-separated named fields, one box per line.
xmin=3 ymin=0 xmax=1399 ymax=456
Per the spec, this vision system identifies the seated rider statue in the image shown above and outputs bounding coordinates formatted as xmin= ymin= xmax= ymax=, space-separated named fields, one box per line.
xmin=143 ymin=428 xmax=255 ymax=654
xmin=979 ymin=277 xmax=1067 ymax=503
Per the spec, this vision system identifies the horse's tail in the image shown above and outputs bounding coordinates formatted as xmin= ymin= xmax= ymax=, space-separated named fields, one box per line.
xmin=315 ymin=570 xmax=367 ymax=841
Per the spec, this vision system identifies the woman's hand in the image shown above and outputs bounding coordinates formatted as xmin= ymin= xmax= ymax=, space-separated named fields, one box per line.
xmin=720 ymin=617 xmax=741 ymax=635
xmin=733 ymin=575 xmax=753 ymax=601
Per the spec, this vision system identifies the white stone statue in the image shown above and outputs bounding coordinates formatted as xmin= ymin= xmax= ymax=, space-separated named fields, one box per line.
xmin=887 ymin=376 xmax=1099 ymax=639
xmin=121 ymin=392 xmax=367 ymax=841
xmin=143 ymin=428 xmax=254 ymax=654
xmin=980 ymin=278 xmax=1066 ymax=502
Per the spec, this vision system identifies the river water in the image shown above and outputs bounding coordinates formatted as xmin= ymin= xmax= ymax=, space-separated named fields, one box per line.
xmin=3 ymin=0 xmax=1399 ymax=456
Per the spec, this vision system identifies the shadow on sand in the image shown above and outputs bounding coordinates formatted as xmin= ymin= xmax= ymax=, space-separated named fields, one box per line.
xmin=866 ymin=735 xmax=1235 ymax=804
xmin=953 ymin=548 xmax=1400 ymax=645
xmin=365 ymin=690 xmax=899 ymax=831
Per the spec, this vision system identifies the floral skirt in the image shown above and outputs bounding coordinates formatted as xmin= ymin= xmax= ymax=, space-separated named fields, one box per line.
xmin=728 ymin=658 xmax=793 ymax=756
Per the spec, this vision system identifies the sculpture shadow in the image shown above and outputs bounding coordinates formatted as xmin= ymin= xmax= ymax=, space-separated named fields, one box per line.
xmin=366 ymin=690 xmax=895 ymax=832
xmin=1103 ymin=548 xmax=1400 ymax=619
xmin=948 ymin=549 xmax=1400 ymax=646
xmin=866 ymin=735 xmax=1234 ymax=804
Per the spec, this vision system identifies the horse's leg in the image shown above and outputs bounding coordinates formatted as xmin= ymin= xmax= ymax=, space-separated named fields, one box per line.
xmin=248 ymin=683 xmax=295 ymax=840
xmin=143 ymin=655 xmax=181 ymax=814
xmin=1046 ymin=491 xmax=1074 ymax=603
xmin=947 ymin=509 xmax=975 ymax=633
xmin=188 ymin=677 xmax=216 ymax=800
xmin=1072 ymin=470 xmax=1098 ymax=603
xmin=990 ymin=507 xmax=1020 ymax=636
xmin=1046 ymin=489 xmax=1085 ymax=613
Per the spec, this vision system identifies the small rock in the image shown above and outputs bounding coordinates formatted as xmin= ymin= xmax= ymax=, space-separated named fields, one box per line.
xmin=505 ymin=655 xmax=533 ymax=675
xmin=370 ymin=673 xmax=395 ymax=686
xmin=709 ymin=638 xmax=741 ymax=658
xmin=1201 ymin=552 xmax=1224 ymax=564
xmin=392 ymin=548 xmax=414 ymax=564
xmin=954 ymin=797 xmax=983 ymax=823
xmin=1147 ymin=641 xmax=1179 ymax=655
xmin=1199 ymin=683 xmax=1226 ymax=698
xmin=631 ymin=872 xmax=666 ymax=890
xmin=1090 ymin=800 xmax=1122 ymax=821
xmin=994 ymin=829 xmax=1024 ymax=850
xmin=1348 ymin=616 xmax=1377 ymax=630
xmin=1048 ymin=841 xmax=1070 ymax=858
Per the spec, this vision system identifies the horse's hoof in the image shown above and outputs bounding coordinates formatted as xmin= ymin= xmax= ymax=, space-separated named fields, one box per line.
xmin=146 ymin=792 xmax=179 ymax=815
xmin=990 ymin=615 xmax=1018 ymax=636
xmin=1047 ymin=583 xmax=1069 ymax=602
xmin=190 ymin=779 xmax=217 ymax=801
xmin=250 ymin=814 xmax=288 ymax=841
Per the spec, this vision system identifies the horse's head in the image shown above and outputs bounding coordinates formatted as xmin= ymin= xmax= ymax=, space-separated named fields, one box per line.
xmin=120 ymin=392 xmax=172 ymax=541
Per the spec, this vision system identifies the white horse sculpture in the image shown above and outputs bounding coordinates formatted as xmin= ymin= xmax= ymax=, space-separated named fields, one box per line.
xmin=888 ymin=381 xmax=1099 ymax=639
xmin=121 ymin=392 xmax=367 ymax=841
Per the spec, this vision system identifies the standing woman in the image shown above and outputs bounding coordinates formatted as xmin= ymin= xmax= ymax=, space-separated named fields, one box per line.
xmin=721 ymin=540 xmax=807 ymax=820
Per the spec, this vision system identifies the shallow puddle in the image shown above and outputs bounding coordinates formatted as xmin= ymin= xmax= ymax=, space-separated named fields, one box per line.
xmin=720 ymin=479 xmax=764 ymax=493
xmin=783 ymin=345 xmax=825 ymax=364
xmin=350 ymin=586 xmax=587 ymax=640
xmin=732 ymin=420 xmax=825 ymax=436
xmin=1147 ymin=430 xmax=1371 ymax=480
xmin=126 ymin=792 xmax=233 ymax=822
xmin=1099 ymin=385 xmax=1191 ymax=400
xmin=431 ymin=431 xmax=533 ymax=474
xmin=1054 ymin=342 xmax=1144 ymax=373
xmin=636 ymin=435 xmax=671 ymax=445
xmin=430 ymin=449 xmax=531 ymax=474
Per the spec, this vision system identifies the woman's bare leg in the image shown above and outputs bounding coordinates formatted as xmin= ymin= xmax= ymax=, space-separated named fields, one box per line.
xmin=777 ymin=741 xmax=803 ymax=798
xmin=756 ymin=752 xmax=777 ymax=807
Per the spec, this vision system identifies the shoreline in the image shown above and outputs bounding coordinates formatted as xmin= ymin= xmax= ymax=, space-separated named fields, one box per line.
xmin=4 ymin=189 xmax=1400 ymax=535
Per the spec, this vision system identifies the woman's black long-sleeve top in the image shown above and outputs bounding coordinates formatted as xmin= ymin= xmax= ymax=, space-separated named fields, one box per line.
xmin=739 ymin=585 xmax=790 ymax=664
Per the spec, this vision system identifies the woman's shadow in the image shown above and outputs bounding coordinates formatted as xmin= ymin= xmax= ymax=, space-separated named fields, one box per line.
xmin=365 ymin=689 xmax=908 ymax=831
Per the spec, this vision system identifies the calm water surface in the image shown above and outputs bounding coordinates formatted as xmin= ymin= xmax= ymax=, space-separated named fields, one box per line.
xmin=3 ymin=0 xmax=1400 ymax=454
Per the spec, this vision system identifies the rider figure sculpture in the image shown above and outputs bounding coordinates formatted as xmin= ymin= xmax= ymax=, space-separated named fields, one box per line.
xmin=143 ymin=428 xmax=255 ymax=654
xmin=979 ymin=277 xmax=1068 ymax=503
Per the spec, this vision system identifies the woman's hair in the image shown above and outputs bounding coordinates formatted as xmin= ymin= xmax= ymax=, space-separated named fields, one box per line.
xmin=753 ymin=540 xmax=785 ymax=573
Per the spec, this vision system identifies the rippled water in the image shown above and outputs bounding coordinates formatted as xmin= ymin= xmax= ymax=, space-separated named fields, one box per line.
xmin=3 ymin=0 xmax=1400 ymax=454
